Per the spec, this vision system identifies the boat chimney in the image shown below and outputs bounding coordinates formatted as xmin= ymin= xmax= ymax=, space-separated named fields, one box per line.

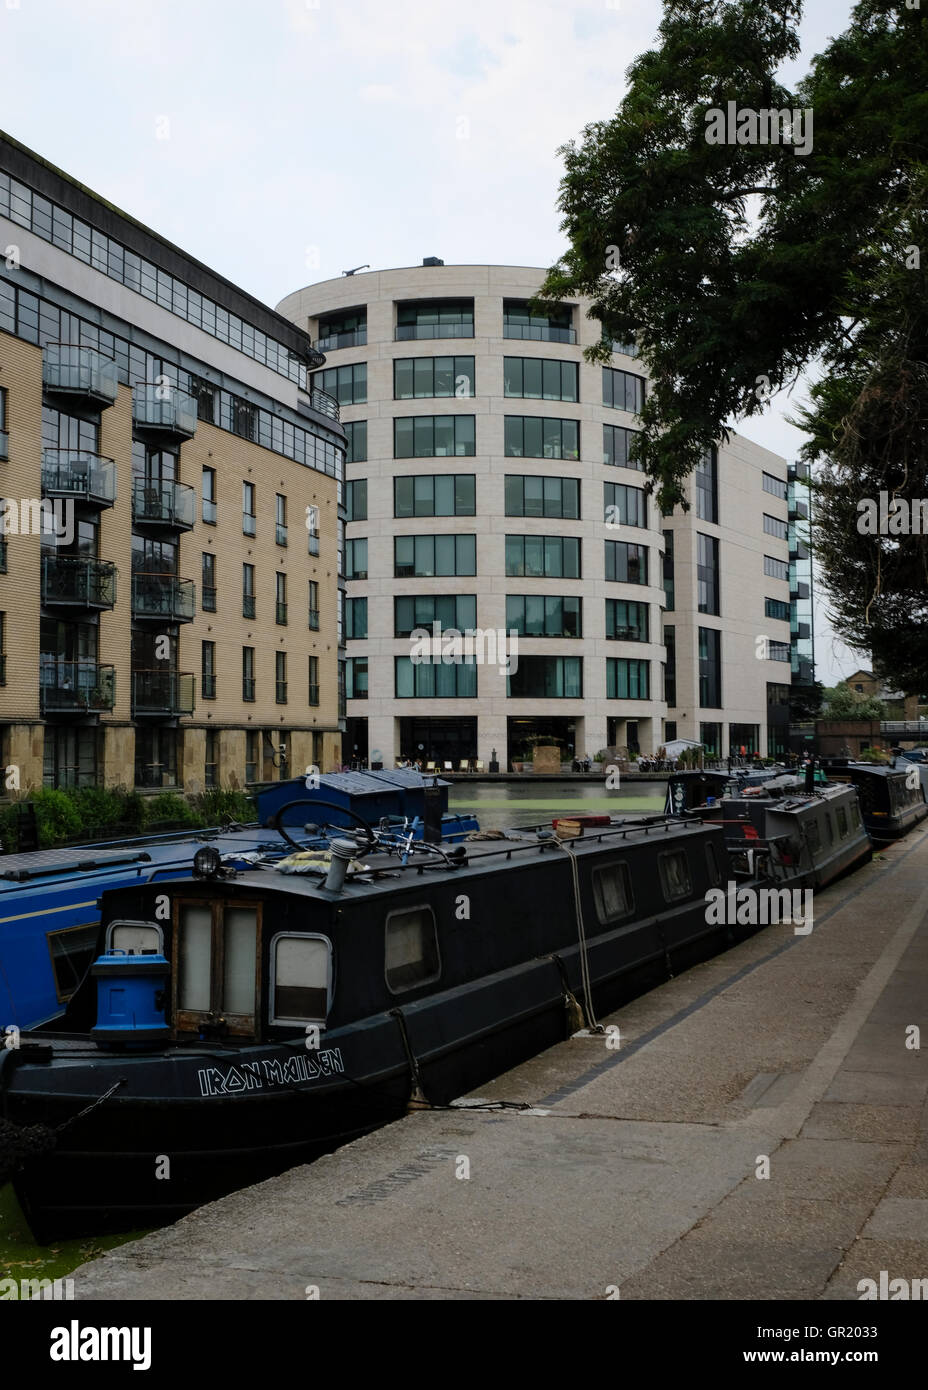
xmin=324 ymin=839 xmax=356 ymax=895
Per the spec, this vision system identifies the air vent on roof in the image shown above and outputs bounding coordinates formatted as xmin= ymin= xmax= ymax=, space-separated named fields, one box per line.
xmin=422 ymin=257 xmax=444 ymax=266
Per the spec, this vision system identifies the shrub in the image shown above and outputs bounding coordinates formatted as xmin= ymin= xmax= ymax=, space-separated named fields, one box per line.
xmin=20 ymin=788 xmax=84 ymax=848
xmin=143 ymin=792 xmax=204 ymax=829
xmin=192 ymin=787 xmax=256 ymax=825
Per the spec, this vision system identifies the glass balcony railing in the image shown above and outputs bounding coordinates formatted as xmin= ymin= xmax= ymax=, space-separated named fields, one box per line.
xmin=40 ymin=661 xmax=115 ymax=713
xmin=42 ymin=450 xmax=117 ymax=507
xmin=43 ymin=343 xmax=119 ymax=406
xmin=395 ymin=322 xmax=474 ymax=341
xmin=315 ymin=328 xmax=367 ymax=351
xmin=502 ymin=322 xmax=576 ymax=344
xmin=131 ymin=478 xmax=196 ymax=530
xmin=131 ymin=573 xmax=196 ymax=621
xmin=131 ymin=670 xmax=195 ymax=717
xmin=132 ymin=384 xmax=198 ymax=438
xmin=42 ymin=555 xmax=117 ymax=609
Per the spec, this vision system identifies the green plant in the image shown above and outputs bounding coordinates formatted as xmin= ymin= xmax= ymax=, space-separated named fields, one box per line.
xmin=192 ymin=787 xmax=256 ymax=825
xmin=143 ymin=792 xmax=203 ymax=828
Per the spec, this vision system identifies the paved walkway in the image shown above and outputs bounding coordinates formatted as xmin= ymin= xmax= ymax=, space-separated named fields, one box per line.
xmin=71 ymin=826 xmax=928 ymax=1300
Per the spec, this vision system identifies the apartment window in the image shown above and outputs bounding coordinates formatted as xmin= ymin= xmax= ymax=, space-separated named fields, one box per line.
xmin=314 ymin=363 xmax=367 ymax=404
xmin=242 ymin=647 xmax=255 ymax=702
xmin=394 ymin=415 xmax=475 ymax=458
xmin=205 ymin=728 xmax=218 ymax=788
xmin=309 ymin=580 xmax=321 ymax=631
xmin=276 ymin=651 xmax=287 ymax=704
xmin=662 ymin=531 xmax=674 ymax=609
xmin=700 ymin=722 xmax=722 ymax=756
xmin=346 ymin=538 xmax=368 ymax=579
xmin=394 ymin=356 xmax=474 ymax=398
xmin=764 ymin=554 xmax=789 ymax=581
xmin=347 ymin=479 xmax=368 ymax=521
xmin=507 ymin=656 xmax=582 ymax=699
xmin=231 ymin=398 xmax=257 ymax=441
xmin=767 ymin=640 xmax=791 ymax=662
xmin=699 ymin=627 xmax=722 ymax=708
xmin=605 ymin=599 xmax=649 ymax=642
xmin=307 ymin=509 xmax=320 ymax=556
xmin=0 ymin=611 xmax=5 ymax=686
xmin=602 ymin=368 xmax=645 ymax=413
xmin=242 ymin=563 xmax=255 ymax=618
xmin=276 ymin=493 xmax=288 ymax=546
xmin=395 ymin=656 xmax=476 ymax=697
xmin=505 ymin=535 xmax=580 ymax=579
xmin=695 ymin=448 xmax=718 ymax=523
xmin=504 ymin=416 xmax=579 ymax=460
xmin=503 ymin=357 xmax=578 ymax=402
xmin=189 ymin=373 xmax=217 ymax=425
xmin=605 ymin=540 xmax=648 ymax=585
xmin=242 ymin=481 xmax=256 ymax=536
xmin=245 ymin=730 xmax=258 ymax=783
xmin=767 ymin=682 xmax=790 ymax=708
xmin=200 ymin=552 xmax=216 ymax=612
xmin=729 ymin=724 xmax=759 ymax=756
xmin=347 ymin=657 xmax=369 ymax=699
xmin=603 ymin=424 xmax=642 ymax=470
xmin=763 ymin=471 xmax=788 ymax=500
xmin=316 ymin=306 xmax=366 ymax=350
xmin=202 ymin=466 xmax=216 ymax=524
xmin=308 ymin=655 xmax=320 ymax=706
xmin=0 ymin=387 xmax=7 ymax=460
xmin=765 ymin=597 xmax=791 ymax=622
xmin=345 ymin=596 xmax=366 ymax=638
xmin=395 ymin=300 xmax=474 ymax=340
xmin=697 ymin=533 xmax=720 ymax=615
xmin=506 ymin=595 xmax=581 ymax=638
xmin=505 ymin=475 xmax=579 ymax=519
xmin=604 ymin=482 xmax=646 ymax=529
xmin=394 ymin=474 xmax=475 ymax=517
xmin=276 ymin=572 xmax=288 ymax=625
xmin=607 ymin=658 xmax=650 ymax=700
xmin=394 ymin=594 xmax=476 ymax=637
xmin=394 ymin=534 xmax=476 ymax=578
xmin=763 ymin=512 xmax=789 ymax=541
xmin=202 ymin=641 xmax=216 ymax=700
xmin=502 ymin=299 xmax=574 ymax=344
xmin=344 ymin=420 xmax=367 ymax=463
xmin=664 ymin=625 xmax=676 ymax=706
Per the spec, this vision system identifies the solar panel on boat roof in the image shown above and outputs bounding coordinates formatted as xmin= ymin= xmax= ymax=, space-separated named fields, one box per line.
xmin=0 ymin=847 xmax=151 ymax=880
xmin=317 ymin=772 xmax=396 ymax=796
xmin=366 ymin=768 xmax=450 ymax=789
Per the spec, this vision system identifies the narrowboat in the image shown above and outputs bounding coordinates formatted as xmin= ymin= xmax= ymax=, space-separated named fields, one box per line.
xmin=2 ymin=813 xmax=793 ymax=1241
xmin=664 ymin=771 xmax=872 ymax=888
xmin=0 ymin=772 xmax=477 ymax=1030
xmin=846 ymin=763 xmax=928 ymax=841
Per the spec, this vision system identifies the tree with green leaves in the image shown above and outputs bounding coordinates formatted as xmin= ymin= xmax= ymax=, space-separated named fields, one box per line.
xmin=821 ymin=682 xmax=885 ymax=719
xmin=538 ymin=0 xmax=928 ymax=685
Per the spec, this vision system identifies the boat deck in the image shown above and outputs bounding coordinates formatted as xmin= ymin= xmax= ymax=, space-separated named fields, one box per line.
xmin=65 ymin=815 xmax=928 ymax=1300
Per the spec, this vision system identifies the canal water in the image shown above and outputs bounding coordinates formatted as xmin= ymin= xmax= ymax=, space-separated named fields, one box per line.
xmin=0 ymin=777 xmax=667 ymax=1286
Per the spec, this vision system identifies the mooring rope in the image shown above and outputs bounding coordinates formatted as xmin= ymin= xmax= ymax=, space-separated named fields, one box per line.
xmin=556 ymin=839 xmax=604 ymax=1033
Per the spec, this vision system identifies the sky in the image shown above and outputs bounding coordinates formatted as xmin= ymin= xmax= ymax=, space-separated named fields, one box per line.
xmin=0 ymin=0 xmax=865 ymax=684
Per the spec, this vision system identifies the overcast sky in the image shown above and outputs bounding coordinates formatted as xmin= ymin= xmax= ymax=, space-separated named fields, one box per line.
xmin=1 ymin=0 xmax=865 ymax=684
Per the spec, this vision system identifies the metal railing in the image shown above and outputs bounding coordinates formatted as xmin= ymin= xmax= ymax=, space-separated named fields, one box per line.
xmin=242 ymin=676 xmax=255 ymax=702
xmin=308 ymin=683 xmax=320 ymax=706
xmin=276 ymin=524 xmax=288 ymax=546
xmin=132 ymin=384 xmax=198 ymax=437
xmin=308 ymin=609 xmax=320 ymax=630
xmin=395 ymin=323 xmax=473 ymax=340
xmin=202 ymin=674 xmax=217 ymax=699
xmin=315 ymin=328 xmax=367 ymax=351
xmin=42 ymin=555 xmax=117 ymax=608
xmin=131 ymin=478 xmax=196 ymax=528
xmin=43 ymin=343 xmax=118 ymax=405
xmin=131 ymin=573 xmax=195 ymax=621
xmin=276 ymin=602 xmax=288 ymax=625
xmin=307 ymin=532 xmax=320 ymax=556
xmin=243 ymin=595 xmax=256 ymax=619
xmin=307 ymin=388 xmax=340 ymax=420
xmin=40 ymin=660 xmax=115 ymax=712
xmin=42 ymin=450 xmax=117 ymax=506
xmin=503 ymin=323 xmax=576 ymax=344
xmin=131 ymin=669 xmax=195 ymax=716
xmin=276 ymin=681 xmax=288 ymax=704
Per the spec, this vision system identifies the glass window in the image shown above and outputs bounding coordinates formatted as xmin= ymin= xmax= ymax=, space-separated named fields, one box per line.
xmin=602 ymin=368 xmax=645 ymax=413
xmin=764 ymin=512 xmax=789 ymax=541
xmin=346 ymin=596 xmax=367 ymax=639
xmin=507 ymin=655 xmax=583 ymax=698
xmin=394 ymin=474 xmax=475 ymax=517
xmin=592 ymin=861 xmax=634 ymax=923
xmin=604 ymin=424 xmax=643 ymax=469
xmin=506 ymin=595 xmax=581 ymax=638
xmin=605 ymin=541 xmax=648 ymax=584
xmin=503 ymin=416 xmax=579 ymax=460
xmin=394 ymin=415 xmax=475 ymax=458
xmin=347 ymin=479 xmax=368 ymax=521
xmin=394 ymin=534 xmax=475 ymax=577
xmin=344 ymin=420 xmax=367 ymax=463
xmin=697 ymin=533 xmax=720 ymax=615
xmin=606 ymin=658 xmax=650 ymax=699
xmin=658 ymin=850 xmax=692 ymax=902
xmin=385 ymin=906 xmax=441 ymax=991
xmin=178 ymin=904 xmax=212 ymax=1012
xmin=695 ymin=449 xmax=718 ymax=523
xmin=699 ymin=627 xmax=722 ymax=708
xmin=764 ymin=554 xmax=789 ymax=581
xmin=763 ymin=471 xmax=788 ymax=500
xmin=604 ymin=482 xmax=646 ymax=528
xmin=271 ymin=935 xmax=330 ymax=1023
xmin=505 ymin=535 xmax=581 ymax=579
xmin=505 ymin=475 xmax=579 ymax=519
xmin=503 ymin=357 xmax=578 ymax=401
xmin=605 ymin=599 xmax=649 ymax=642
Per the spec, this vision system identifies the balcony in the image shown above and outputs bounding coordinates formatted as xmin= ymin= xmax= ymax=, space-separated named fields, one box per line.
xmin=131 ymin=573 xmax=196 ymax=622
xmin=43 ymin=343 xmax=118 ymax=408
xmin=42 ymin=450 xmax=117 ymax=508
xmin=132 ymin=670 xmax=195 ymax=717
xmin=131 ymin=478 xmax=196 ymax=531
xmin=307 ymin=388 xmax=339 ymax=421
xmin=40 ymin=661 xmax=115 ymax=715
xmin=315 ymin=328 xmax=367 ymax=351
xmin=503 ymin=322 xmax=576 ymax=344
xmin=132 ymin=384 xmax=198 ymax=439
xmin=395 ymin=322 xmax=473 ymax=341
xmin=42 ymin=555 xmax=117 ymax=610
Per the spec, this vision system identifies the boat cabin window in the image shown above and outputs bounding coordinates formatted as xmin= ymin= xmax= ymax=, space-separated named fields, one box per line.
xmin=658 ymin=849 xmax=692 ymax=902
xmin=824 ymin=813 xmax=834 ymax=846
xmin=385 ymin=905 xmax=441 ymax=992
xmin=106 ymin=920 xmax=165 ymax=955
xmin=270 ymin=933 xmax=331 ymax=1025
xmin=806 ymin=820 xmax=821 ymax=853
xmin=174 ymin=901 xmax=260 ymax=1036
xmin=48 ymin=924 xmax=99 ymax=1002
xmin=592 ymin=861 xmax=634 ymax=924
xmin=836 ymin=807 xmax=848 ymax=838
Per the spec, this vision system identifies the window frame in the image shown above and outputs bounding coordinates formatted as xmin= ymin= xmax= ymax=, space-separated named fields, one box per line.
xmin=268 ymin=931 xmax=334 ymax=1027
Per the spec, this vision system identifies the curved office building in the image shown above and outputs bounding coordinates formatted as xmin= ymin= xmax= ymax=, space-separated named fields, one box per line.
xmin=278 ymin=264 xmax=794 ymax=769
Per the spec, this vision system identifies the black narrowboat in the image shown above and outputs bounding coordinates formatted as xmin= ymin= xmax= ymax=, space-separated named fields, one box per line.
xmin=2 ymin=815 xmax=795 ymax=1241
xmin=846 ymin=763 xmax=928 ymax=841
